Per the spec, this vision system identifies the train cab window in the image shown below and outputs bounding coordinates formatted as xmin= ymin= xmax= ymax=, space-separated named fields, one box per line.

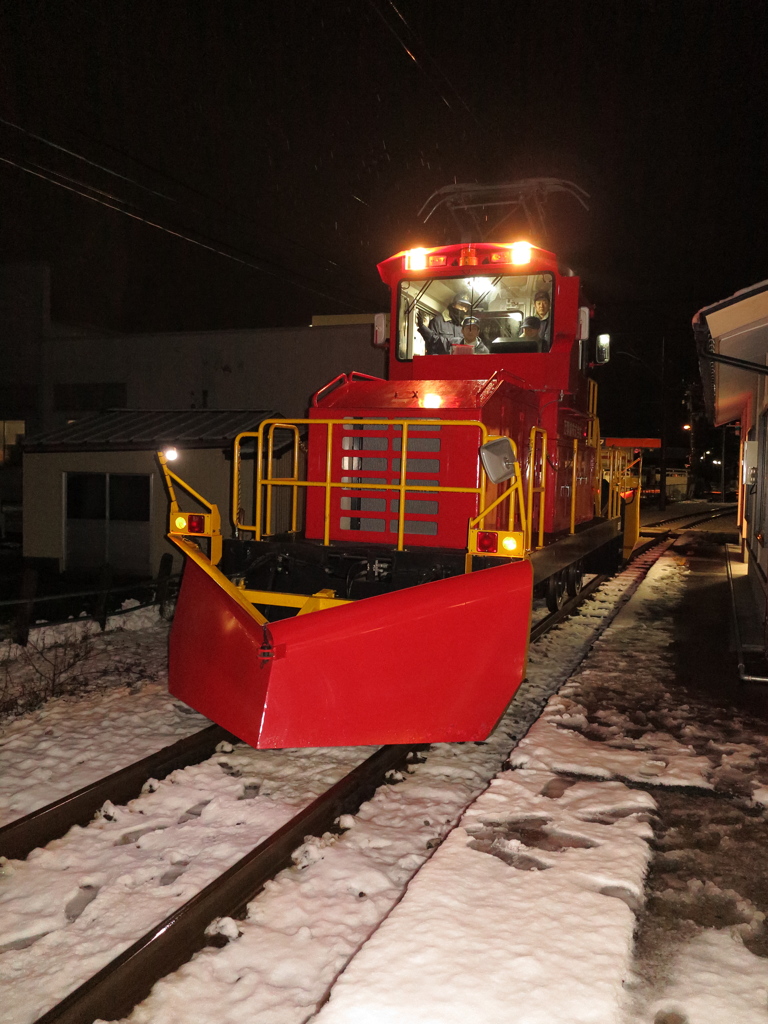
xmin=397 ymin=272 xmax=554 ymax=360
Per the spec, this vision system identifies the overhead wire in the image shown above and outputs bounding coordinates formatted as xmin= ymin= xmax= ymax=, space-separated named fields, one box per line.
xmin=4 ymin=1 xmax=402 ymax=302
xmin=0 ymin=153 xmax=372 ymax=311
xmin=15 ymin=0 xmax=375 ymax=283
xmin=0 ymin=116 xmax=366 ymax=283
xmin=367 ymin=0 xmax=484 ymax=130
xmin=0 ymin=117 xmax=178 ymax=204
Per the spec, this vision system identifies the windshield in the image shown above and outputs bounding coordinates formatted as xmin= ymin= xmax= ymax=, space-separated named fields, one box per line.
xmin=397 ymin=272 xmax=554 ymax=358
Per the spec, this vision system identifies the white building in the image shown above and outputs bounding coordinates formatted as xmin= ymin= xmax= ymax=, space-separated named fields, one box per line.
xmin=694 ymin=282 xmax=768 ymax=660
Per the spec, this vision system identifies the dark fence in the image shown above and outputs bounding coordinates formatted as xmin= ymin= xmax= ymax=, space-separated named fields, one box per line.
xmin=1 ymin=554 xmax=179 ymax=646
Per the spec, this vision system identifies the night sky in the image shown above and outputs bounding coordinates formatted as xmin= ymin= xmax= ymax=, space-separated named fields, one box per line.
xmin=1 ymin=0 xmax=766 ymax=436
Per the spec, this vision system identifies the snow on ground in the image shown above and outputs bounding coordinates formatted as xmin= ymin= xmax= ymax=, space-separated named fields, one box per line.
xmin=7 ymin=544 xmax=761 ymax=1024
xmin=312 ymin=771 xmax=655 ymax=1024
xmin=644 ymin=930 xmax=768 ymax=1023
xmin=0 ymin=742 xmax=374 ymax=1023
xmin=308 ymin=548 xmax=768 ymax=1024
xmin=97 ymin=552 xmax=662 ymax=1024
xmin=0 ymin=609 xmax=208 ymax=826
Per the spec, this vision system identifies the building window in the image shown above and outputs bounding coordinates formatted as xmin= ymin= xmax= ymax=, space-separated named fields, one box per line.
xmin=66 ymin=473 xmax=150 ymax=522
xmin=54 ymin=383 xmax=127 ymax=412
xmin=0 ymin=420 xmax=25 ymax=464
xmin=65 ymin=472 xmax=151 ymax=575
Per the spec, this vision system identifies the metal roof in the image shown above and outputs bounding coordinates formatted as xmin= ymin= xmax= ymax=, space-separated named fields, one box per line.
xmin=22 ymin=409 xmax=281 ymax=452
xmin=694 ymin=280 xmax=768 ymax=426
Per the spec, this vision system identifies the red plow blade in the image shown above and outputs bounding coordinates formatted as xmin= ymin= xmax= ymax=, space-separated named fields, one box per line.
xmin=169 ymin=558 xmax=533 ymax=748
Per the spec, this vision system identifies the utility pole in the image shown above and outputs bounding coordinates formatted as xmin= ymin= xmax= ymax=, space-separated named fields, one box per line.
xmin=720 ymin=426 xmax=727 ymax=502
xmin=659 ymin=336 xmax=667 ymax=511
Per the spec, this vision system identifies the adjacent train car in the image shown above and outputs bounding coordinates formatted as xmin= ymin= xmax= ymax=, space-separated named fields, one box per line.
xmin=159 ymin=240 xmax=639 ymax=749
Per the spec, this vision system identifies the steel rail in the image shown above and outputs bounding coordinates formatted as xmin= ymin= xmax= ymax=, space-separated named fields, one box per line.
xmin=530 ymin=536 xmax=675 ymax=642
xmin=34 ymin=743 xmax=422 ymax=1024
xmin=641 ymin=505 xmax=737 ymax=529
xmin=0 ymin=723 xmax=236 ymax=861
xmin=529 ymin=572 xmax=611 ymax=641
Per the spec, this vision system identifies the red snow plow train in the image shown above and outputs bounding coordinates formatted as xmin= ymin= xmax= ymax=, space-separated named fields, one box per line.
xmin=159 ymin=240 xmax=642 ymax=749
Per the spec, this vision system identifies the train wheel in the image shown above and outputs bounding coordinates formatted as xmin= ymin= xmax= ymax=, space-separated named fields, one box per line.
xmin=545 ymin=570 xmax=567 ymax=612
xmin=566 ymin=560 xmax=583 ymax=598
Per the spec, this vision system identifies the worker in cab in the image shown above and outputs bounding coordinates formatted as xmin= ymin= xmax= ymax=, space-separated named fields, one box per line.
xmin=417 ymin=294 xmax=472 ymax=354
xmin=451 ymin=315 xmax=489 ymax=353
xmin=534 ymin=290 xmax=552 ymax=343
xmin=518 ymin=315 xmax=544 ymax=350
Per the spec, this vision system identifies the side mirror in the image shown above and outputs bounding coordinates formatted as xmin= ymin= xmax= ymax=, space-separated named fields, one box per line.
xmin=480 ymin=437 xmax=518 ymax=484
xmin=578 ymin=306 xmax=590 ymax=341
xmin=596 ymin=333 xmax=611 ymax=364
xmin=372 ymin=312 xmax=390 ymax=349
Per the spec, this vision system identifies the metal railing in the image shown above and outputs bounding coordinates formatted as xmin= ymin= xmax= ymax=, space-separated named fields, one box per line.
xmin=526 ymin=426 xmax=548 ymax=550
xmin=233 ymin=417 xmax=534 ymax=554
xmin=601 ymin=447 xmax=631 ymax=519
xmin=587 ymin=379 xmax=599 ymax=448
xmin=570 ymin=438 xmax=579 ymax=535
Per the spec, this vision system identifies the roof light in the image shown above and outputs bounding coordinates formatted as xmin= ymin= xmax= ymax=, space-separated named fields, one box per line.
xmin=422 ymin=393 xmax=443 ymax=409
xmin=164 ymin=447 xmax=178 ymax=460
xmin=428 ymin=254 xmax=448 ymax=267
xmin=405 ymin=248 xmax=428 ymax=271
xmin=510 ymin=241 xmax=532 ymax=265
xmin=460 ymin=245 xmax=478 ymax=266
xmin=490 ymin=251 xmax=510 ymax=263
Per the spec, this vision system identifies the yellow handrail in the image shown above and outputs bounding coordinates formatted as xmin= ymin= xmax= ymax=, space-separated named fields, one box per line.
xmin=599 ymin=447 xmax=629 ymax=519
xmin=587 ymin=379 xmax=600 ymax=448
xmin=570 ymin=438 xmax=579 ymax=535
xmin=526 ymin=426 xmax=548 ymax=550
xmin=396 ymin=421 xmax=409 ymax=552
xmin=468 ymin=438 xmax=528 ymax=541
xmin=158 ymin=452 xmax=223 ymax=565
xmin=266 ymin=422 xmax=300 ymax=537
xmin=236 ymin=417 xmax=492 ymax=553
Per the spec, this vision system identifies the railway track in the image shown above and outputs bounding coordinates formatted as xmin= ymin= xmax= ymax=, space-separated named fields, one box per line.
xmin=33 ymin=743 xmax=421 ymax=1024
xmin=7 ymin=542 xmax=671 ymax=1024
xmin=3 ymin=568 xmax=616 ymax=866
xmin=641 ymin=503 xmax=737 ymax=530
xmin=0 ymin=724 xmax=237 ymax=861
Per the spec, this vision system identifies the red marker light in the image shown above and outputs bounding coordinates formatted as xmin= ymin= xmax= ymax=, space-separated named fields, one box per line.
xmin=477 ymin=531 xmax=498 ymax=553
xmin=187 ymin=514 xmax=205 ymax=534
